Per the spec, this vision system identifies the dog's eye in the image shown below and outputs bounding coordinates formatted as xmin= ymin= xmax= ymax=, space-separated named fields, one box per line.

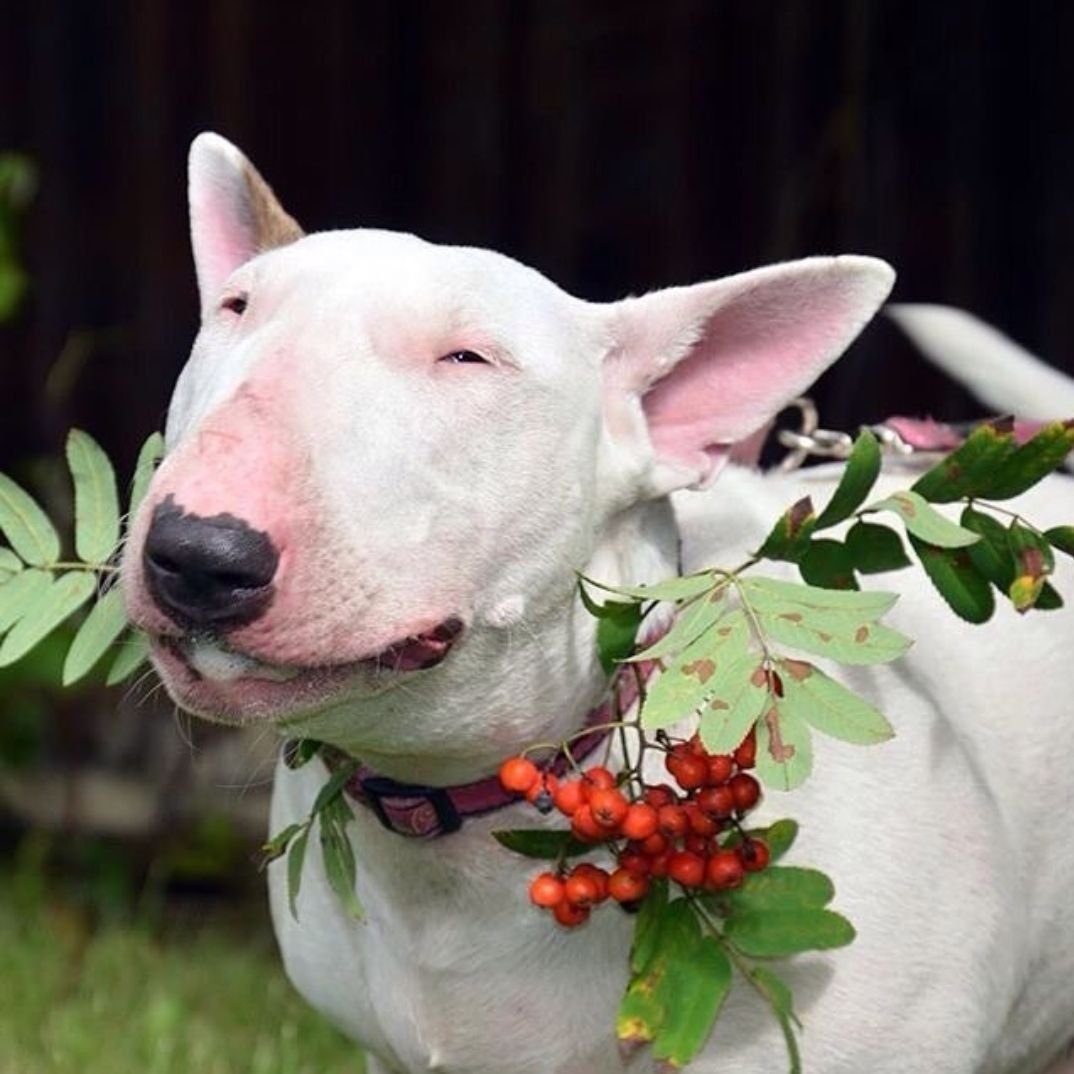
xmin=221 ymin=294 xmax=248 ymax=316
xmin=439 ymin=350 xmax=489 ymax=365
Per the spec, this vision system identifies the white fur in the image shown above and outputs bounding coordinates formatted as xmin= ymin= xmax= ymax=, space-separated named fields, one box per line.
xmin=126 ymin=135 xmax=1074 ymax=1074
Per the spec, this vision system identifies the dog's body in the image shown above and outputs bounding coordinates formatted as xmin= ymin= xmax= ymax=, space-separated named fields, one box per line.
xmin=123 ymin=135 xmax=1074 ymax=1073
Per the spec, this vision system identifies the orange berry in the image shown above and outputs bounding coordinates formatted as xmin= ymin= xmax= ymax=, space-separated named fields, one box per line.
xmin=684 ymin=833 xmax=710 ymax=856
xmin=638 ymin=831 xmax=670 ymax=857
xmin=608 ymin=868 xmax=650 ymax=903
xmin=553 ymin=899 xmax=591 ymax=927
xmin=570 ymin=804 xmax=608 ymax=843
xmin=617 ymin=849 xmax=652 ymax=876
xmin=564 ymin=870 xmax=601 ymax=907
xmin=668 ymin=851 xmax=706 ymax=888
xmin=643 ymin=784 xmax=678 ymax=810
xmin=697 ymin=785 xmax=736 ymax=818
xmin=705 ymin=850 xmax=745 ymax=890
xmin=553 ymin=778 xmax=586 ymax=816
xmin=667 ymin=752 xmax=708 ymax=790
xmin=582 ymin=766 xmax=616 ymax=797
xmin=734 ymin=728 xmax=757 ymax=769
xmin=687 ymin=733 xmax=708 ymax=756
xmin=525 ymin=772 xmax=559 ymax=811
xmin=588 ymin=787 xmax=629 ymax=829
xmin=739 ymin=838 xmax=770 ymax=873
xmin=621 ymin=802 xmax=660 ymax=841
xmin=572 ymin=863 xmax=610 ymax=903
xmin=729 ymin=772 xmax=761 ymax=813
xmin=657 ymin=803 xmax=689 ymax=838
xmin=648 ymin=851 xmax=671 ymax=878
xmin=684 ymin=802 xmax=720 ymax=837
xmin=499 ymin=756 xmax=539 ymax=794
xmin=529 ymin=872 xmax=566 ymax=908
xmin=706 ymin=754 xmax=735 ymax=785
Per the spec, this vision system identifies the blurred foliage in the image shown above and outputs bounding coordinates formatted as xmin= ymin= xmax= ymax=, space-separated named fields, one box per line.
xmin=0 ymin=845 xmax=362 ymax=1074
xmin=0 ymin=152 xmax=36 ymax=322
xmin=0 ymin=628 xmax=70 ymax=767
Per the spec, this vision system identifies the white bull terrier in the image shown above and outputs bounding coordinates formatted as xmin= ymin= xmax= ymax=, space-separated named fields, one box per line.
xmin=122 ymin=133 xmax=1074 ymax=1074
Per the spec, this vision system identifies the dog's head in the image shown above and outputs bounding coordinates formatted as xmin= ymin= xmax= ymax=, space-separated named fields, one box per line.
xmin=122 ymin=134 xmax=892 ymax=762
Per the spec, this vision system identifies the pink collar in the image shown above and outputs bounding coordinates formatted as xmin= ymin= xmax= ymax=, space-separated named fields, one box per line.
xmin=323 ymin=661 xmax=655 ymax=839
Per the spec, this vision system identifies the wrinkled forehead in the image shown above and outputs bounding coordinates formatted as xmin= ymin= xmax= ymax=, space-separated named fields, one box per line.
xmin=232 ymin=229 xmax=602 ymax=371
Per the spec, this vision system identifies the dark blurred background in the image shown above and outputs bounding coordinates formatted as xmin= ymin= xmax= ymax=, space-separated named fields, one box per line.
xmin=1 ymin=4 xmax=1074 ymax=1069
xmin=4 ymin=1 xmax=1074 ymax=477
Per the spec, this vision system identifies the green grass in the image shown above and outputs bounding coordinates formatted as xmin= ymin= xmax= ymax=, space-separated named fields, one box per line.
xmin=0 ymin=878 xmax=363 ymax=1074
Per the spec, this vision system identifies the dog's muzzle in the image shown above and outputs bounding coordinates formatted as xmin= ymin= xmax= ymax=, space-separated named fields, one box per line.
xmin=142 ymin=495 xmax=280 ymax=629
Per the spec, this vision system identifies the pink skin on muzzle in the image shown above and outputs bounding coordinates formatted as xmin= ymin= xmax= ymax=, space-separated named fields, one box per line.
xmin=123 ymin=379 xmax=462 ymax=721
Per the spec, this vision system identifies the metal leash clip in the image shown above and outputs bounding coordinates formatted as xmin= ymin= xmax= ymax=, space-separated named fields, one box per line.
xmin=776 ymin=399 xmax=916 ymax=472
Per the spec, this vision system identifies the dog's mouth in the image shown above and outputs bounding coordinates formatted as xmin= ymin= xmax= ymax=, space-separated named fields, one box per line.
xmin=148 ymin=617 xmax=465 ymax=721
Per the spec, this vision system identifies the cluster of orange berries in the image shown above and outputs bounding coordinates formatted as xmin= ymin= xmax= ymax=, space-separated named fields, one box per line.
xmin=497 ymin=729 xmax=769 ymax=927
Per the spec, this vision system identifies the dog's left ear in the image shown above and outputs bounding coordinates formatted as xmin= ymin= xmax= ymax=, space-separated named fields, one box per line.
xmin=602 ymin=256 xmax=895 ymax=496
xmin=188 ymin=132 xmax=304 ymax=315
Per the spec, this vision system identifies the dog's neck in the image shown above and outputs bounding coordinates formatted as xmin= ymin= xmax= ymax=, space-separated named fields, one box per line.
xmin=277 ymin=496 xmax=681 ymax=786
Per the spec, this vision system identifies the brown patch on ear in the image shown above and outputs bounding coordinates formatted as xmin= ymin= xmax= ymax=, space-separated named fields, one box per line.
xmin=242 ymin=159 xmax=304 ymax=252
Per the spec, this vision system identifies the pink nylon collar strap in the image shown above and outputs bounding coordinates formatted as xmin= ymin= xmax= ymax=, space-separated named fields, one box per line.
xmin=318 ymin=659 xmax=657 ymax=839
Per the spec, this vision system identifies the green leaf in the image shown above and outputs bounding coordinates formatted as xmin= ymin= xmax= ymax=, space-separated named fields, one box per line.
xmin=625 ymin=586 xmax=728 ymax=663
xmin=723 ymin=818 xmax=799 ymax=864
xmin=1035 ymin=583 xmax=1064 ymax=611
xmin=741 ymin=576 xmax=897 ymax=618
xmin=286 ymin=826 xmax=310 ymax=920
xmin=845 ymin=521 xmax=911 ymax=574
xmin=62 ymin=586 xmax=129 ymax=685
xmin=960 ymin=508 xmax=1015 ymax=591
xmin=596 ymin=602 xmax=642 ymax=674
xmin=106 ymin=630 xmax=151 ymax=685
xmin=311 ymin=763 xmax=358 ymax=815
xmin=696 ymin=655 xmax=770 ymax=756
xmin=751 ymin=967 xmax=802 ymax=1073
xmin=778 ymin=659 xmax=895 ymax=744
xmin=629 ymin=878 xmax=669 ymax=974
xmin=758 ymin=818 xmax=798 ymax=862
xmin=492 ymin=830 xmax=589 ymax=860
xmin=726 ymin=866 xmax=835 ymax=911
xmin=724 ymin=907 xmax=855 ymax=957
xmin=1008 ymin=574 xmax=1044 ymax=613
xmin=580 ymin=571 xmax=720 ymax=603
xmin=976 ymin=420 xmax=1074 ymax=499
xmin=578 ymin=579 xmax=635 ymax=620
xmin=756 ymin=496 xmax=817 ymax=563
xmin=129 ymin=431 xmax=165 ymax=514
xmin=650 ymin=936 xmax=732 ymax=1068
xmin=870 ymin=490 xmax=979 ymax=548
xmin=66 ymin=429 xmax=121 ymax=564
xmin=260 ymin=822 xmax=305 ymax=866
xmin=757 ymin=604 xmax=911 ymax=667
xmin=641 ymin=612 xmax=757 ymax=733
xmin=755 ymin=704 xmax=813 ymax=791
xmin=1007 ymin=522 xmax=1054 ymax=578
xmin=911 ymin=420 xmax=1018 ymax=503
xmin=0 ymin=546 xmax=22 ymax=582
xmin=909 ymin=535 xmax=995 ymax=623
xmin=283 ymin=738 xmax=323 ymax=770
xmin=0 ymin=572 xmax=95 ymax=666
xmin=0 ymin=472 xmax=61 ymax=566
xmin=617 ymin=899 xmax=732 ymax=1068
xmin=797 ymin=539 xmax=859 ymax=590
xmin=815 ymin=429 xmax=882 ymax=527
xmin=0 ymin=567 xmax=52 ymax=634
xmin=320 ymin=818 xmax=364 ymax=920
xmin=1044 ymin=526 xmax=1074 ymax=560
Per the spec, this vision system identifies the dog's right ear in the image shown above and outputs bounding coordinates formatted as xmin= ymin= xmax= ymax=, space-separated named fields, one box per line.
xmin=188 ymin=132 xmax=304 ymax=314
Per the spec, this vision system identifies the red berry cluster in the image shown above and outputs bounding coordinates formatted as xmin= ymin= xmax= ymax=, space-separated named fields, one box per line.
xmin=498 ymin=729 xmax=769 ymax=928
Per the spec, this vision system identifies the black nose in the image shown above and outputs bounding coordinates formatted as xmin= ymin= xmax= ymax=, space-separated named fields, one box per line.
xmin=143 ymin=496 xmax=280 ymax=629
